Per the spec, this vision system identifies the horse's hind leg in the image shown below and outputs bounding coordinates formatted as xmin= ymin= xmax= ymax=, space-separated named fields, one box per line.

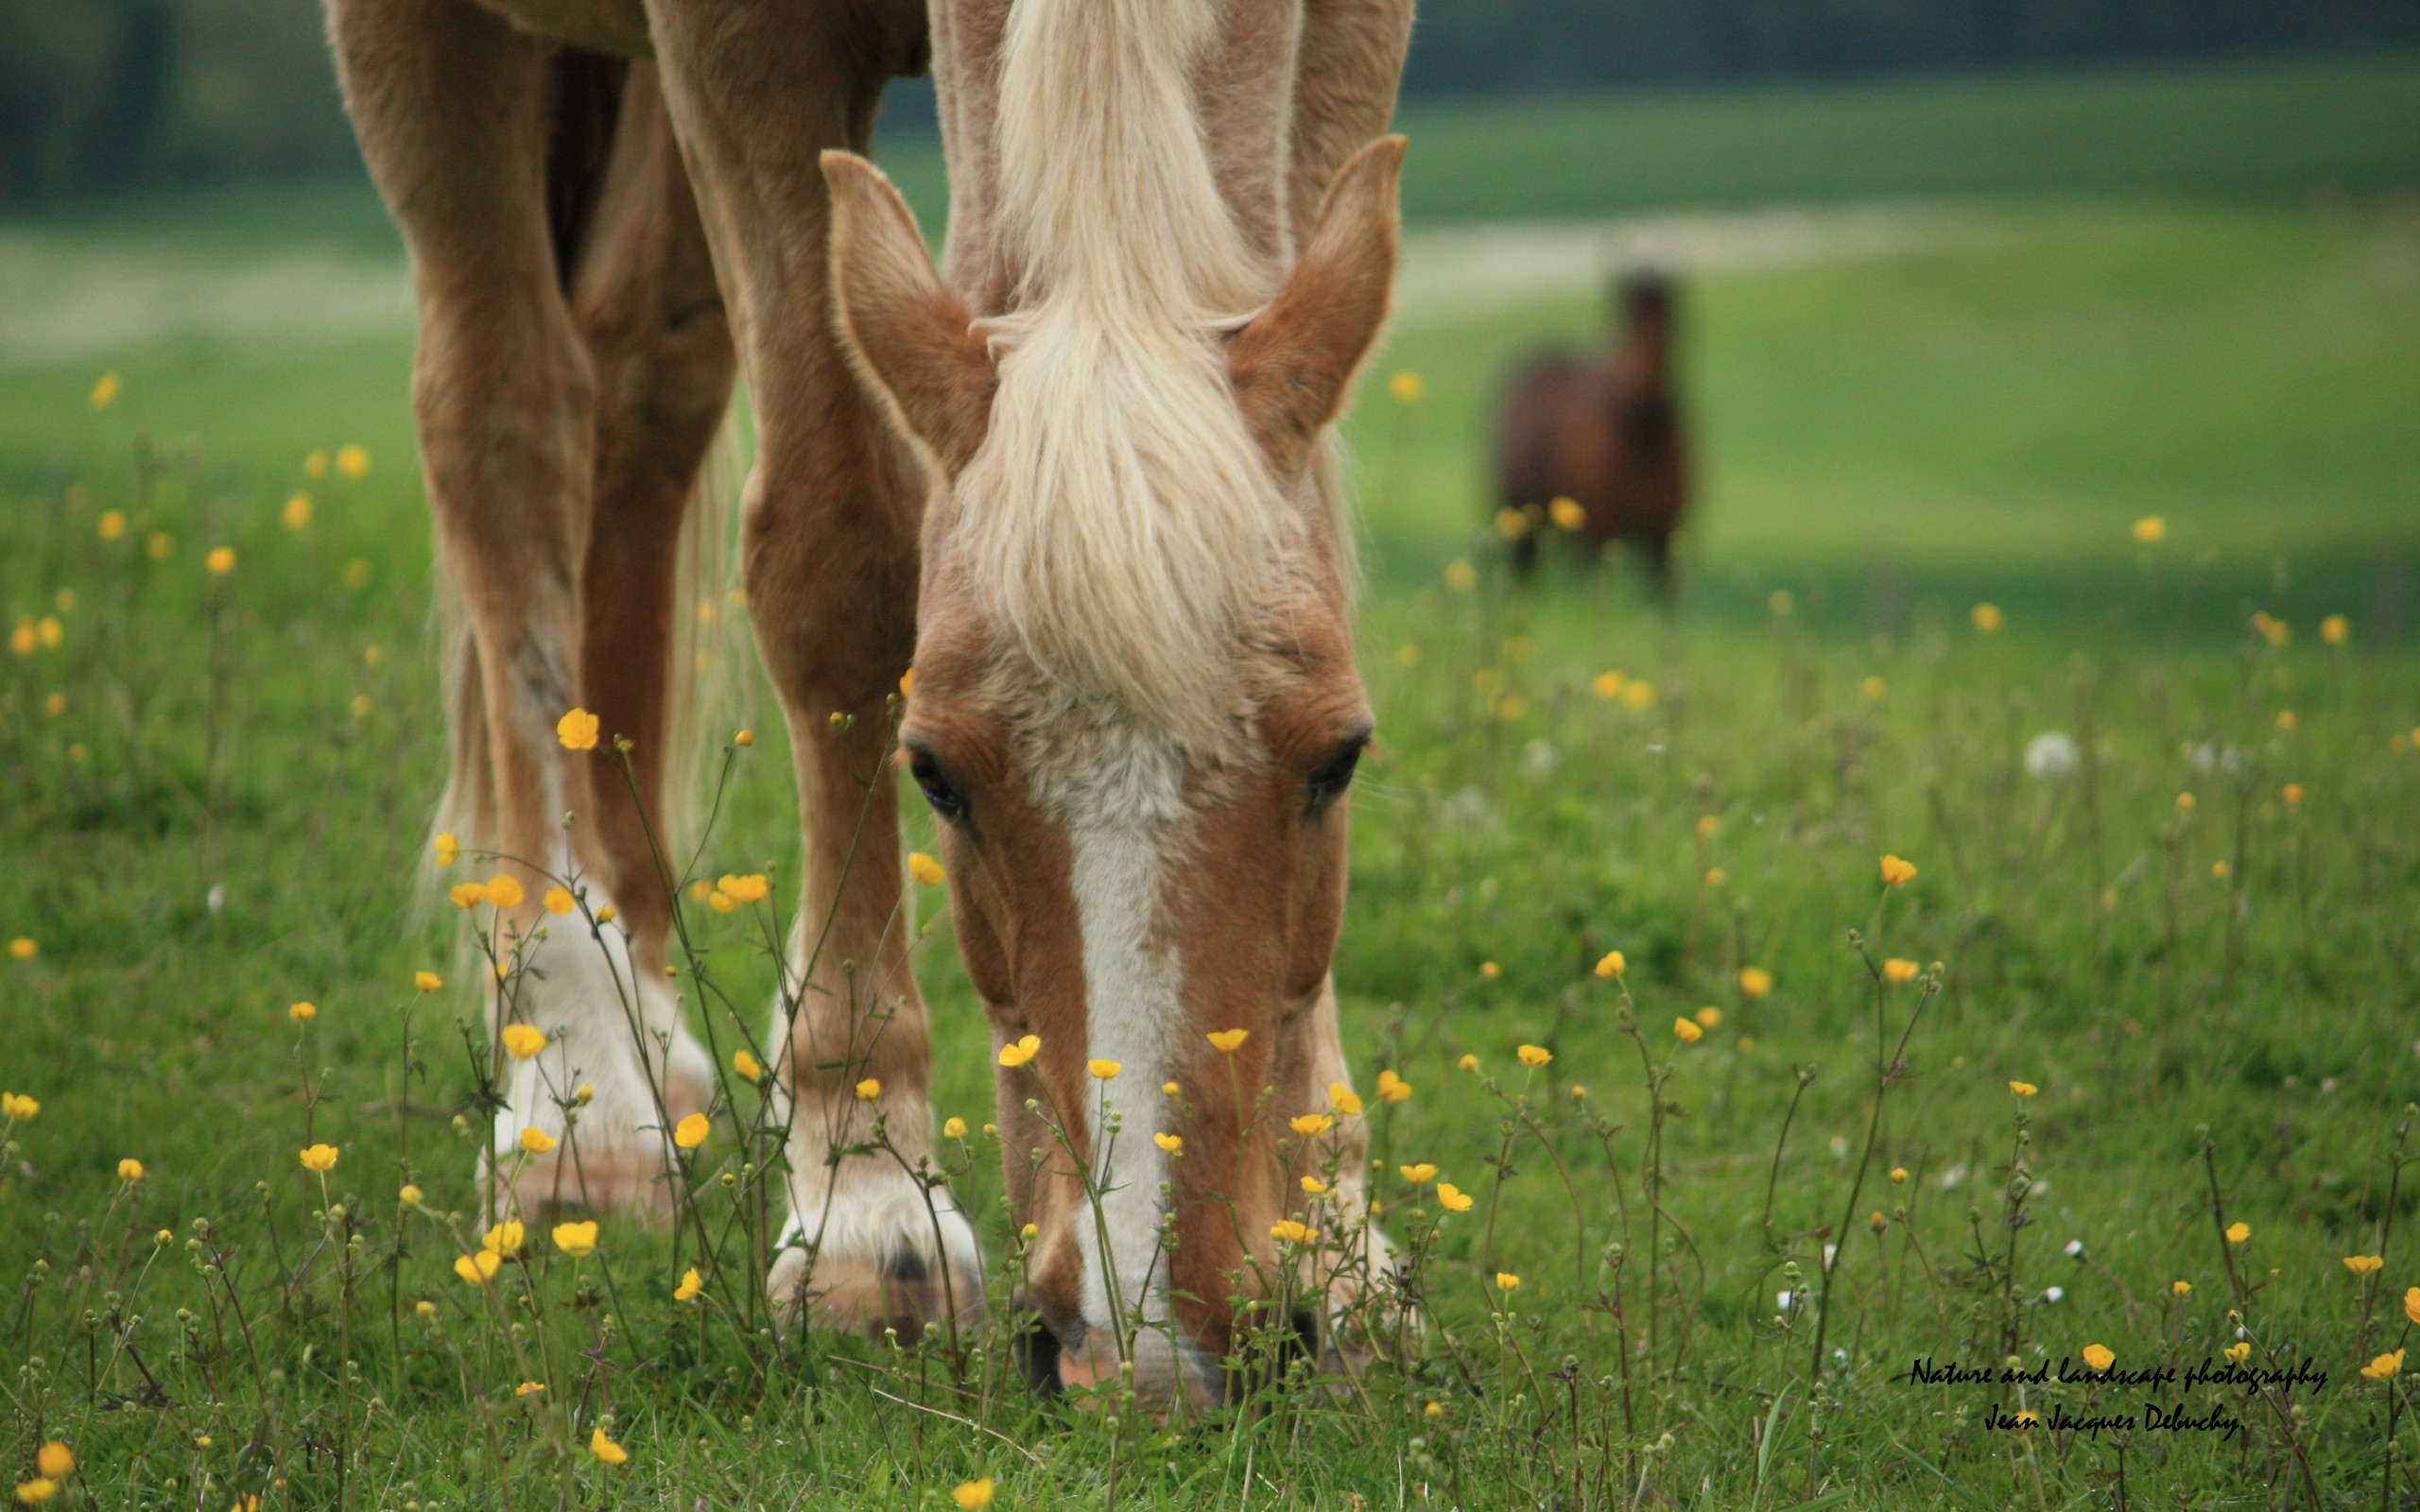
xmin=329 ymin=0 xmax=709 ymax=1216
xmin=640 ymin=0 xmax=981 ymax=1338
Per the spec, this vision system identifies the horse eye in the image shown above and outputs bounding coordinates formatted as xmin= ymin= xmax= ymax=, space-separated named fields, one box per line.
xmin=1306 ymin=739 xmax=1365 ymax=806
xmin=908 ymin=750 xmax=967 ymax=821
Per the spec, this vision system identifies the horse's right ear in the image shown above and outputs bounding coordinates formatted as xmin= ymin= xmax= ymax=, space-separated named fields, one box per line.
xmin=821 ymin=151 xmax=996 ymax=472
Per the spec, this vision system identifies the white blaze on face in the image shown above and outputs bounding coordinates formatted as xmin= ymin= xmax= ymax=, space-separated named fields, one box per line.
xmin=1056 ymin=725 xmax=1185 ymax=1346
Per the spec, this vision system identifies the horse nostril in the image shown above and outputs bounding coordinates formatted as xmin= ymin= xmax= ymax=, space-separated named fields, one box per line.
xmin=1013 ymin=1312 xmax=1063 ymax=1397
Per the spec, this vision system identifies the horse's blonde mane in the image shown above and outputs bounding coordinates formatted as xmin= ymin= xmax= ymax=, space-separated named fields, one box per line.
xmin=954 ymin=0 xmax=1301 ymax=746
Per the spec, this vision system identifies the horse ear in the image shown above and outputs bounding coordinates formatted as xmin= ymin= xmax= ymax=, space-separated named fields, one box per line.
xmin=821 ymin=150 xmax=996 ymax=472
xmin=1229 ymin=135 xmax=1406 ymax=472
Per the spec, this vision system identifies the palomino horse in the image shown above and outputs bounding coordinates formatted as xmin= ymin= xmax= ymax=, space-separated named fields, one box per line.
xmin=326 ymin=0 xmax=1412 ymax=1406
xmin=1495 ymin=269 xmax=1688 ymax=590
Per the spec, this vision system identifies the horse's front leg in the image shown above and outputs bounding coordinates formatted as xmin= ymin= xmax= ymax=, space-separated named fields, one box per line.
xmin=638 ymin=0 xmax=981 ymax=1340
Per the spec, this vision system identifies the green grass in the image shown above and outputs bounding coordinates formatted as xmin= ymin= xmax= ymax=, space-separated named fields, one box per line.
xmin=7 ymin=54 xmax=2420 ymax=1510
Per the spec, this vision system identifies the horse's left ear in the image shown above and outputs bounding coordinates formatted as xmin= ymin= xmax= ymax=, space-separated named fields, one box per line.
xmin=822 ymin=150 xmax=997 ymax=472
xmin=1229 ymin=134 xmax=1406 ymax=472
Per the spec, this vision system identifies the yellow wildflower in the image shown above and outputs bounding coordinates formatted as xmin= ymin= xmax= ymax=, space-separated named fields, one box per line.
xmin=400 ymin=1184 xmax=423 ymax=1205
xmin=1548 ymin=495 xmax=1585 ymax=530
xmin=708 ymin=889 xmax=738 ymax=914
xmin=1301 ymin=1176 xmax=1328 ymax=1195
xmin=735 ymin=1049 xmax=765 ymax=1083
xmin=2226 ymin=1222 xmax=2250 ymax=1243
xmin=2363 ymin=1350 xmax=2404 ymax=1381
xmin=2407 ymin=1287 xmax=2420 ymax=1325
xmin=16 ymin=1479 xmax=59 ymax=1504
xmin=1 ymin=1092 xmax=37 ymax=1121
xmin=543 ymin=885 xmax=576 ymax=916
xmin=2224 ymin=1342 xmax=2251 ymax=1364
xmin=1495 ymin=1272 xmax=1520 ymax=1293
xmin=300 ymin=1143 xmax=339 ymax=1172
xmin=1400 ymin=1163 xmax=1438 ymax=1185
xmin=1696 ymin=1006 xmax=1722 ymax=1027
xmin=34 ymin=1444 xmax=71 ymax=1480
xmin=97 ymin=510 xmax=126 ymax=541
xmin=1436 ymin=1182 xmax=1474 ymax=1212
xmin=1738 ymin=966 xmax=1772 ymax=999
xmin=283 ymin=493 xmax=313 ymax=530
xmin=2176 ymin=791 xmax=2197 ymax=812
xmin=1458 ymin=1054 xmax=1479 ymax=1073
xmin=1889 ymin=1167 xmax=1908 ymax=1184
xmin=433 ymin=832 xmax=460 ymax=866
xmin=1375 ymin=1069 xmax=1410 ymax=1102
xmin=734 ymin=729 xmax=754 ymax=747
xmin=2082 ymin=1344 xmax=2115 ymax=1371
xmin=336 ymin=444 xmax=371 ymax=478
xmin=675 ymin=1267 xmax=703 ymax=1300
xmin=551 ymin=1221 xmax=598 ymax=1258
xmin=2345 ymin=1255 xmax=2384 ymax=1276
xmin=1328 ymin=1081 xmax=1363 ymax=1115
xmin=998 ymin=1035 xmax=1042 ymax=1068
xmin=1971 ymin=603 xmax=2003 ymax=632
xmin=2172 ymin=1280 xmax=2191 ymax=1296
xmin=908 ymin=852 xmax=946 ymax=885
xmin=1290 ymin=1113 xmax=1335 ymax=1138
xmin=1621 ymin=680 xmax=1655 ymax=710
xmin=1087 ymin=1059 xmax=1121 ymax=1081
xmin=519 ymin=1128 xmax=557 ymax=1155
xmin=1270 ymin=1219 xmax=1315 ymax=1245
xmin=118 ymin=1158 xmax=145 ymax=1182
xmin=2009 ymin=1081 xmax=2038 ymax=1097
xmin=674 ymin=1113 xmax=710 ymax=1149
xmin=1862 ymin=675 xmax=1887 ymax=700
xmin=483 ymin=1221 xmax=525 ymax=1255
xmin=1389 ymin=369 xmax=1426 ymax=404
xmin=952 ymin=1478 xmax=995 ymax=1511
xmin=589 ymin=1426 xmax=629 ymax=1466
xmin=205 ymin=547 xmax=235 ymax=576
xmin=719 ymin=873 xmax=769 ymax=903
xmin=343 ymin=559 xmax=372 ymax=588
xmin=1153 ymin=1131 xmax=1182 ymax=1153
xmin=1592 ymin=670 xmax=1626 ymax=699
xmin=557 ymin=709 xmax=600 ymax=750
xmin=501 ymin=1024 xmax=546 ymax=1059
xmin=1206 ymin=1029 xmax=1248 ymax=1054
xmin=1479 ymin=961 xmax=1501 ymax=980
xmin=855 ymin=1078 xmax=881 ymax=1101
xmin=1443 ymin=559 xmax=1477 ymax=592
xmin=1883 ymin=958 xmax=1918 ymax=984
xmin=2322 ymin=614 xmax=2350 ymax=645
xmin=449 ymin=882 xmax=488 ymax=909
xmin=7 ymin=940 xmax=33 ymax=962
xmin=454 ymin=1250 xmax=502 ymax=1285
xmin=147 ymin=531 xmax=174 ymax=559
xmin=1879 ymin=854 xmax=1917 ymax=886
xmin=1594 ymin=950 xmax=1625 ymax=977
xmin=90 ymin=370 xmax=120 ymax=409
xmin=288 ymin=1001 xmax=317 ymax=1022
xmin=1673 ymin=1018 xmax=1703 ymax=1042
xmin=484 ymin=874 xmax=525 ymax=909
xmin=2133 ymin=516 xmax=2166 ymax=543
xmin=1516 ymin=1044 xmax=1552 ymax=1068
xmin=515 ymin=1381 xmax=545 ymax=1397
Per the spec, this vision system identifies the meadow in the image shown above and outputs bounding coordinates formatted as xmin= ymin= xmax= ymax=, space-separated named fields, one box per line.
xmin=6 ymin=52 xmax=2420 ymax=1510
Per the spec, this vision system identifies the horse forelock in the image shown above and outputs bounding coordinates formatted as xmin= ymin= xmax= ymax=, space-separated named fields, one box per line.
xmin=947 ymin=0 xmax=1308 ymax=753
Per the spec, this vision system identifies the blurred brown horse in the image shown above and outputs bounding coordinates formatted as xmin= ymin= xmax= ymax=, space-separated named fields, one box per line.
xmin=1495 ymin=270 xmax=1688 ymax=592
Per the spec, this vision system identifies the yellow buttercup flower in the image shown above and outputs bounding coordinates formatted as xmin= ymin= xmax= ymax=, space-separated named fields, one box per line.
xmin=1389 ymin=369 xmax=1426 ymax=404
xmin=707 ymin=889 xmax=738 ymax=914
xmin=1594 ymin=950 xmax=1625 ymax=978
xmin=118 ymin=1158 xmax=145 ymax=1182
xmin=16 ymin=1479 xmax=59 ymax=1504
xmin=1458 ymin=1054 xmax=1479 ymax=1073
xmin=2405 ymin=1286 xmax=2420 ymax=1325
xmin=454 ymin=1250 xmax=502 ymax=1285
xmin=2283 ymin=782 xmax=2304 ymax=807
xmin=1495 ymin=1272 xmax=1520 ymax=1293
xmin=97 ymin=510 xmax=126 ymax=541
xmin=1479 ymin=961 xmax=1501 ymax=980
xmin=449 ymin=882 xmax=487 ymax=909
xmin=7 ymin=940 xmax=34 ymax=961
xmin=300 ymin=1143 xmax=339 ymax=1172
xmin=1879 ymin=854 xmax=1917 ymax=886
xmin=399 ymin=1184 xmax=424 ymax=1205
xmin=1087 ymin=1059 xmax=1122 ymax=1081
xmin=1289 ymin=1113 xmax=1335 ymax=1138
xmin=1592 ymin=670 xmax=1626 ymax=699
xmin=557 ymin=708 xmax=600 ymax=751
xmin=1738 ymin=966 xmax=1772 ymax=999
xmin=415 ymin=1299 xmax=437 ymax=1317
xmin=205 ymin=547 xmax=235 ymax=576
xmin=589 ymin=1425 xmax=630 ymax=1466
xmin=1861 ymin=675 xmax=1887 ymax=700
xmin=483 ymin=1221 xmax=525 ymax=1255
xmin=735 ymin=1049 xmax=766 ymax=1083
xmin=484 ymin=873 xmax=525 ymax=909
xmin=2345 ymin=1255 xmax=2384 ymax=1276
xmin=2082 ymin=1344 xmax=2115 ymax=1371
xmin=1207 ymin=1029 xmax=1248 ymax=1053
xmin=675 ymin=1267 xmax=703 ymax=1300
xmin=2226 ymin=1221 xmax=2250 ymax=1243
xmin=433 ymin=832 xmax=460 ymax=866
xmin=2 ymin=1092 xmax=37 ymax=1121
xmin=1889 ymin=1167 xmax=1908 ymax=1184
xmin=1622 ymin=679 xmax=1656 ymax=710
xmin=288 ymin=1001 xmax=317 ymax=1022
xmin=2224 ymin=1342 xmax=2251 ymax=1364
xmin=673 ymin=1113 xmax=710 ymax=1149
xmin=551 ymin=1221 xmax=598 ymax=1258
xmin=515 ymin=1381 xmax=546 ymax=1397
xmin=283 ymin=492 xmax=314 ymax=529
xmin=1971 ymin=603 xmax=2003 ymax=633
xmin=1696 ymin=1006 xmax=1722 ymax=1027
xmin=34 ymin=1444 xmax=71 ymax=1480
xmin=1436 ymin=1182 xmax=1474 ymax=1212
xmin=734 ymin=728 xmax=755 ymax=747
xmin=1328 ymin=1082 xmax=1363 ymax=1115
xmin=1270 ymin=1219 xmax=1315 ymax=1245
xmin=1673 ymin=1017 xmax=1703 ymax=1043
xmin=1301 ymin=1176 xmax=1328 ymax=1195
xmin=908 ymin=852 xmax=946 ymax=885
xmin=501 ymin=1024 xmax=546 ymax=1060
xmin=1375 ymin=1069 xmax=1410 ymax=1103
xmin=519 ymin=1127 xmax=558 ymax=1155
xmin=543 ymin=885 xmax=576 ymax=916
xmin=856 ymin=1078 xmax=882 ymax=1101
xmin=1153 ymin=1132 xmax=1183 ymax=1153
xmin=2133 ymin=516 xmax=2166 ymax=543
xmin=1163 ymin=1081 xmax=1180 ymax=1095
xmin=1883 ymin=958 xmax=1918 ymax=984
xmin=952 ymin=1478 xmax=996 ymax=1511
xmin=90 ymin=370 xmax=121 ymax=409
xmin=2172 ymin=1280 xmax=2191 ymax=1296
xmin=1400 ymin=1163 xmax=1438 ymax=1185
xmin=147 ymin=531 xmax=174 ymax=559
xmin=941 ymin=1116 xmax=968 ymax=1140
xmin=2363 ymin=1349 xmax=2404 ymax=1381
xmin=1495 ymin=507 xmax=1531 ymax=541
xmin=719 ymin=873 xmax=769 ymax=903
xmin=998 ymin=1034 xmax=1042 ymax=1068
xmin=1548 ymin=495 xmax=1585 ymax=531
xmin=1516 ymin=1044 xmax=1552 ymax=1068
xmin=336 ymin=444 xmax=371 ymax=478
xmin=2009 ymin=1081 xmax=2038 ymax=1097
xmin=1443 ymin=559 xmax=1477 ymax=592
xmin=416 ymin=971 xmax=443 ymax=992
